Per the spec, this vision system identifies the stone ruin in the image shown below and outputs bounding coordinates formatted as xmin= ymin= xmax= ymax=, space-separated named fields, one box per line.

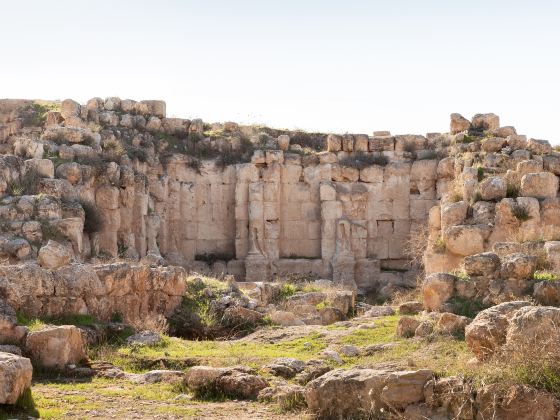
xmin=1 ymin=98 xmax=559 ymax=306
xmin=0 ymin=97 xmax=448 ymax=296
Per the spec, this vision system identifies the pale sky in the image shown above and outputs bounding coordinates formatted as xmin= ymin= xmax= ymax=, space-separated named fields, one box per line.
xmin=2 ymin=0 xmax=559 ymax=143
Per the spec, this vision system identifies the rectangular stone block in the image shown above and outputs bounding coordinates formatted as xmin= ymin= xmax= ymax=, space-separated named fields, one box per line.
xmin=283 ymin=221 xmax=308 ymax=240
xmin=263 ymin=202 xmax=279 ymax=220
xmin=307 ymin=221 xmax=321 ymax=240
xmin=265 ymin=220 xmax=280 ymax=239
xmin=263 ymin=182 xmax=279 ymax=202
xmin=377 ymin=220 xmax=393 ymax=236
xmin=367 ymin=237 xmax=389 ymax=259
xmin=282 ymin=202 xmax=301 ymax=221
xmin=321 ymin=201 xmax=342 ymax=220
xmin=235 ymin=204 xmax=248 ymax=221
xmin=262 ymin=163 xmax=281 ymax=182
xmin=302 ymin=202 xmax=320 ymax=220
xmin=281 ymin=165 xmax=303 ymax=184
xmin=249 ymin=182 xmax=264 ymax=202
xmin=394 ymin=219 xmax=411 ymax=236
xmin=320 ymin=182 xmax=336 ymax=201
xmin=249 ymin=202 xmax=263 ymax=221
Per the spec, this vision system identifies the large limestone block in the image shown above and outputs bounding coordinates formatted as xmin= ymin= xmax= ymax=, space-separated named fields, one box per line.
xmin=444 ymin=225 xmax=486 ymax=256
xmin=463 ymin=252 xmax=500 ymax=276
xmin=450 ymin=113 xmax=470 ymax=134
xmin=440 ymin=201 xmax=468 ymax=229
xmin=410 ymin=159 xmax=437 ymax=181
xmin=360 ymin=165 xmax=383 ymax=183
xmin=0 ymin=352 xmax=33 ymax=404
xmin=481 ymin=137 xmax=506 ymax=152
xmin=96 ymin=185 xmax=120 ymax=210
xmin=60 ymin=99 xmax=81 ymax=120
xmin=436 ymin=157 xmax=455 ymax=178
xmin=380 ymin=370 xmax=433 ymax=409
xmin=471 ymin=113 xmax=499 ymax=131
xmin=38 ymin=240 xmax=73 ymax=269
xmin=478 ymin=176 xmax=506 ymax=201
xmin=527 ymin=138 xmax=552 ymax=155
xmin=422 ymin=273 xmax=456 ymax=312
xmin=520 ymin=172 xmax=558 ymax=199
xmin=476 ymin=383 xmax=558 ymax=420
xmin=56 ymin=162 xmax=82 ymax=185
xmin=505 ymin=306 xmax=560 ymax=358
xmin=24 ymin=158 xmax=54 ymax=179
xmin=326 ymin=134 xmax=342 ymax=152
xmin=139 ymin=100 xmax=166 ymax=118
xmin=465 ymin=301 xmax=531 ymax=360
xmin=25 ymin=325 xmax=86 ymax=370
xmin=305 ymin=368 xmax=391 ymax=417
xmin=500 ymin=253 xmax=536 ymax=280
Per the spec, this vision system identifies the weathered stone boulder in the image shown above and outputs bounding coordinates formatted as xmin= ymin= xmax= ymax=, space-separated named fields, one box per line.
xmin=450 ymin=113 xmax=470 ymax=134
xmin=500 ymin=253 xmax=536 ymax=279
xmin=478 ymin=176 xmax=507 ymax=201
xmin=380 ymin=369 xmax=433 ymax=409
xmin=258 ymin=384 xmax=305 ymax=410
xmin=56 ymin=162 xmax=82 ymax=185
xmin=422 ymin=273 xmax=456 ymax=312
xmin=305 ymin=368 xmax=433 ymax=418
xmin=444 ymin=225 xmax=486 ymax=256
xmin=465 ymin=301 xmax=531 ymax=360
xmin=476 ymin=384 xmax=558 ymax=420
xmin=471 ymin=113 xmax=499 ymax=131
xmin=38 ymin=240 xmax=73 ymax=269
xmin=520 ymin=172 xmax=558 ymax=199
xmin=398 ymin=301 xmax=423 ymax=315
xmin=482 ymin=137 xmax=506 ymax=152
xmin=527 ymin=138 xmax=552 ymax=155
xmin=0 ymin=352 xmax=33 ymax=404
xmin=533 ymin=281 xmax=560 ymax=306
xmin=436 ymin=313 xmax=471 ymax=335
xmin=0 ymin=302 xmax=27 ymax=345
xmin=396 ymin=316 xmax=421 ymax=338
xmin=25 ymin=325 xmax=87 ymax=369
xmin=269 ymin=310 xmax=304 ymax=326
xmin=60 ymin=99 xmax=81 ymax=120
xmin=440 ymin=201 xmax=468 ymax=229
xmin=223 ymin=306 xmax=264 ymax=326
xmin=505 ymin=306 xmax=560 ymax=357
xmin=491 ymin=126 xmax=517 ymax=138
xmin=463 ymin=252 xmax=500 ymax=277
xmin=185 ymin=366 xmax=268 ymax=399
xmin=424 ymin=376 xmax=474 ymax=419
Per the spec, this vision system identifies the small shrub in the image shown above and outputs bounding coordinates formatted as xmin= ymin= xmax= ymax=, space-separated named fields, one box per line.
xmin=476 ymin=167 xmax=485 ymax=182
xmin=8 ymin=168 xmax=40 ymax=196
xmin=506 ymin=184 xmax=519 ymax=198
xmin=81 ymin=201 xmax=104 ymax=234
xmin=127 ymin=147 xmax=148 ymax=163
xmin=416 ymin=150 xmax=438 ymax=160
xmin=533 ymin=271 xmax=560 ymax=281
xmin=111 ymin=312 xmax=124 ymax=323
xmin=278 ymin=283 xmax=298 ymax=300
xmin=403 ymin=142 xmax=416 ymax=154
xmin=512 ymin=203 xmax=531 ymax=222
xmin=450 ymin=269 xmax=470 ymax=281
xmin=339 ymin=152 xmax=388 ymax=169
xmin=433 ymin=237 xmax=446 ymax=253
xmin=40 ymin=219 xmax=65 ymax=242
xmin=290 ymin=131 xmax=326 ymax=151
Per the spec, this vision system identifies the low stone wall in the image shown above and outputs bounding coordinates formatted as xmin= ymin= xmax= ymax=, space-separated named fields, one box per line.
xmin=0 ymin=262 xmax=186 ymax=322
